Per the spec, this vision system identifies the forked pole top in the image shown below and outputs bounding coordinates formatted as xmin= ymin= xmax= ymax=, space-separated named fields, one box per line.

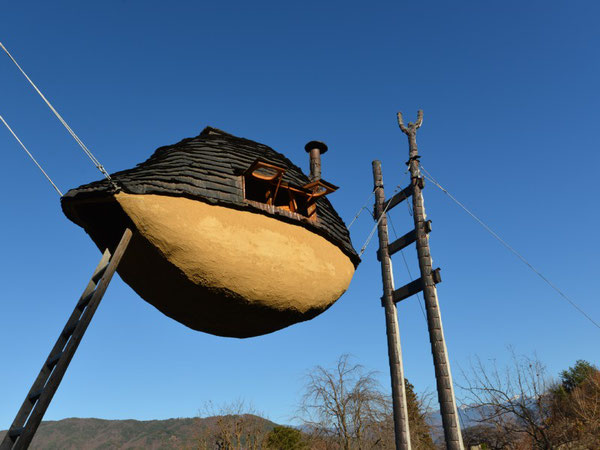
xmin=397 ymin=110 xmax=423 ymax=136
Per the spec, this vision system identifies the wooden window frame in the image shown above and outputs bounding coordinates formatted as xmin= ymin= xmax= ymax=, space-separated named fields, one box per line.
xmin=242 ymin=159 xmax=337 ymax=220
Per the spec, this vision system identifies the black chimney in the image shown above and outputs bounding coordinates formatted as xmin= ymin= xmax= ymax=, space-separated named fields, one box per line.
xmin=304 ymin=141 xmax=328 ymax=181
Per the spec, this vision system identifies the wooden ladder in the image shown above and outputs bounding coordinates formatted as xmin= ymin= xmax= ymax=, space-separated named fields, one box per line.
xmin=1 ymin=228 xmax=133 ymax=450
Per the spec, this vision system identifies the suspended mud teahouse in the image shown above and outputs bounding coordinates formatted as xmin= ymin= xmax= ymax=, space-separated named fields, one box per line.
xmin=61 ymin=127 xmax=360 ymax=338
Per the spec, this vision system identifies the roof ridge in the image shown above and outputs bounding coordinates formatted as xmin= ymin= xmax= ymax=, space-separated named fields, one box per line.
xmin=199 ymin=126 xmax=273 ymax=151
xmin=199 ymin=126 xmax=235 ymax=138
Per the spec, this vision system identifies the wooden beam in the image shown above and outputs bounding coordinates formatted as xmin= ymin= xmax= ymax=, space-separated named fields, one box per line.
xmin=382 ymin=185 xmax=413 ymax=212
xmin=377 ymin=221 xmax=431 ymax=260
xmin=387 ymin=230 xmax=416 ymax=257
xmin=390 ymin=268 xmax=442 ymax=304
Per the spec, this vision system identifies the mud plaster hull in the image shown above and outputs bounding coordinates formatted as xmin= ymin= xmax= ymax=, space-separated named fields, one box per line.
xmin=65 ymin=193 xmax=355 ymax=338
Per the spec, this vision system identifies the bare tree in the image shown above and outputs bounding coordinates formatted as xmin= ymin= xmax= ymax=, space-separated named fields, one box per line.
xmin=198 ymin=399 xmax=269 ymax=450
xmin=298 ymin=354 xmax=434 ymax=450
xmin=460 ymin=350 xmax=558 ymax=449
xmin=297 ymin=354 xmax=389 ymax=449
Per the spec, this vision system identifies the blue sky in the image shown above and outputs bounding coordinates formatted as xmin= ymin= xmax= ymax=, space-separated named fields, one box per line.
xmin=1 ymin=1 xmax=599 ymax=428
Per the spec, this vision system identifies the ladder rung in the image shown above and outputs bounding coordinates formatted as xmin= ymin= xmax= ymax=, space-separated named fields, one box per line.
xmin=391 ymin=278 xmax=424 ymax=304
xmin=390 ymin=230 xmax=417 ymax=255
xmin=46 ymin=352 xmax=63 ymax=369
xmin=389 ymin=220 xmax=431 ymax=256
xmin=382 ymin=184 xmax=413 ymax=212
xmin=8 ymin=427 xmax=24 ymax=439
xmin=91 ymin=264 xmax=108 ymax=283
xmin=386 ymin=268 xmax=442 ymax=305
xmin=385 ymin=230 xmax=417 ymax=259
xmin=77 ymin=291 xmax=95 ymax=310
xmin=29 ymin=389 xmax=43 ymax=403
xmin=378 ymin=221 xmax=431 ymax=260
xmin=62 ymin=323 xmax=78 ymax=338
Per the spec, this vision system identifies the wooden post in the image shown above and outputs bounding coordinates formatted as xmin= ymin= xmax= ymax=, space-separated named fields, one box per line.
xmin=373 ymin=161 xmax=412 ymax=450
xmin=398 ymin=111 xmax=464 ymax=450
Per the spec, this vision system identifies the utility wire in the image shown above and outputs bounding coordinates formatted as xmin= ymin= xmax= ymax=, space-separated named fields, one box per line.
xmin=0 ymin=114 xmax=63 ymax=196
xmin=347 ymin=188 xmax=376 ymax=229
xmin=419 ymin=164 xmax=600 ymax=331
xmin=0 ymin=41 xmax=115 ymax=186
xmin=358 ymin=183 xmax=402 ymax=257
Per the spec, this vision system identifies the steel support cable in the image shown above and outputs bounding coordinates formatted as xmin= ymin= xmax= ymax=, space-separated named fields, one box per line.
xmin=0 ymin=42 xmax=115 ymax=187
xmin=0 ymin=114 xmax=63 ymax=196
xmin=358 ymin=183 xmax=403 ymax=257
xmin=419 ymin=164 xmax=600 ymax=331
xmin=347 ymin=188 xmax=376 ymax=229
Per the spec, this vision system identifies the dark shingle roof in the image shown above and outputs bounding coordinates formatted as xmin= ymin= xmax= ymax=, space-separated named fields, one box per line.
xmin=61 ymin=127 xmax=360 ymax=266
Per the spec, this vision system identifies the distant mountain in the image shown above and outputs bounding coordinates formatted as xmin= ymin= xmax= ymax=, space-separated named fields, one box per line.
xmin=427 ymin=404 xmax=499 ymax=445
xmin=0 ymin=416 xmax=278 ymax=449
xmin=428 ymin=404 xmax=490 ymax=430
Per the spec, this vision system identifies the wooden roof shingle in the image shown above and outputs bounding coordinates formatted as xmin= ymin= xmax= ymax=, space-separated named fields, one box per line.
xmin=61 ymin=127 xmax=360 ymax=267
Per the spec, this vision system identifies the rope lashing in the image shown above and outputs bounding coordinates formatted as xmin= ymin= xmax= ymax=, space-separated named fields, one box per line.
xmin=0 ymin=41 xmax=117 ymax=190
xmin=0 ymin=114 xmax=63 ymax=196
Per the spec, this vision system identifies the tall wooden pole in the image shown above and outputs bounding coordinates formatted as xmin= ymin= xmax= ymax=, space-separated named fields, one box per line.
xmin=373 ymin=161 xmax=412 ymax=450
xmin=398 ymin=111 xmax=464 ymax=450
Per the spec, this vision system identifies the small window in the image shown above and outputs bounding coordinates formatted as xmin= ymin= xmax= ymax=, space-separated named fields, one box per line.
xmin=243 ymin=159 xmax=338 ymax=219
